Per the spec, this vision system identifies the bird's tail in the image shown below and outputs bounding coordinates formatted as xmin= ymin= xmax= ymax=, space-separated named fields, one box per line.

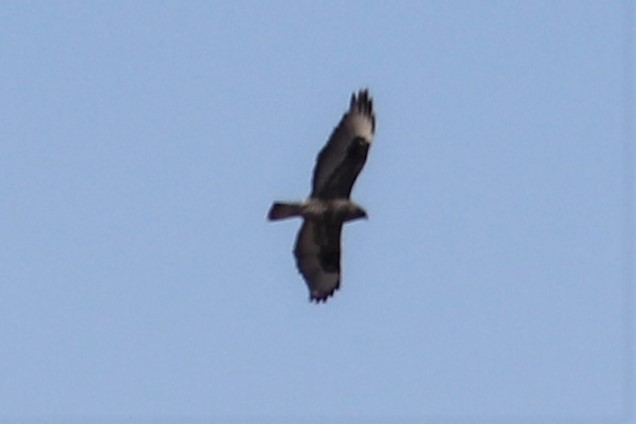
xmin=267 ymin=202 xmax=303 ymax=221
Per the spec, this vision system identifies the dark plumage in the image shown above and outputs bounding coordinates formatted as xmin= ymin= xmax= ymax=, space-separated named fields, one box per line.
xmin=268 ymin=90 xmax=375 ymax=302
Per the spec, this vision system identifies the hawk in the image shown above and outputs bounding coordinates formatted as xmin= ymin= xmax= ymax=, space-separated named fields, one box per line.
xmin=267 ymin=89 xmax=376 ymax=303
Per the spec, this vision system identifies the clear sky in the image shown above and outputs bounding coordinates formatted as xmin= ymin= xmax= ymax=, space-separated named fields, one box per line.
xmin=1 ymin=1 xmax=634 ymax=422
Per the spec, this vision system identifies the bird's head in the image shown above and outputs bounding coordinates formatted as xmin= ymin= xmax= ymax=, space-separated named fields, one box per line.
xmin=348 ymin=204 xmax=368 ymax=222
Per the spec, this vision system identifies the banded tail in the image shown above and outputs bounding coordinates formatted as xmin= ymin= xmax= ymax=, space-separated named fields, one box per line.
xmin=268 ymin=202 xmax=303 ymax=221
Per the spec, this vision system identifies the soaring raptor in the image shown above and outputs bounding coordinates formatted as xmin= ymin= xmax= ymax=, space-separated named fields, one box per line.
xmin=267 ymin=89 xmax=375 ymax=302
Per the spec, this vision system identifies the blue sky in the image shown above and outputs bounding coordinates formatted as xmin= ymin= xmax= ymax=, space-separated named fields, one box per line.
xmin=1 ymin=1 xmax=634 ymax=422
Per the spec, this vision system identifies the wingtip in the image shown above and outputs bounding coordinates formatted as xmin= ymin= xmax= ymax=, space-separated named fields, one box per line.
xmin=309 ymin=287 xmax=339 ymax=304
xmin=309 ymin=295 xmax=330 ymax=304
xmin=351 ymin=88 xmax=372 ymax=104
xmin=349 ymin=88 xmax=374 ymax=125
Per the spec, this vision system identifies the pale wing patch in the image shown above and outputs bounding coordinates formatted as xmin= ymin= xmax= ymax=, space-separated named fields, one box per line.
xmin=345 ymin=113 xmax=374 ymax=143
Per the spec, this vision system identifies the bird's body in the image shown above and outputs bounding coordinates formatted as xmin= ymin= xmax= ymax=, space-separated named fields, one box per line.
xmin=268 ymin=199 xmax=367 ymax=223
xmin=268 ymin=90 xmax=375 ymax=303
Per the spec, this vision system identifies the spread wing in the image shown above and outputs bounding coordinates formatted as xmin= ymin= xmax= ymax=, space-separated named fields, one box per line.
xmin=311 ymin=89 xmax=376 ymax=199
xmin=294 ymin=220 xmax=343 ymax=302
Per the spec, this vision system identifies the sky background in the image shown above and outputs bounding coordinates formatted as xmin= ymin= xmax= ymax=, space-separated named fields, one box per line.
xmin=1 ymin=1 xmax=634 ymax=422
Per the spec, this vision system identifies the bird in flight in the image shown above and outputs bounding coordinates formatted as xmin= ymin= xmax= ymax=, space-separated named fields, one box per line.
xmin=268 ymin=89 xmax=376 ymax=303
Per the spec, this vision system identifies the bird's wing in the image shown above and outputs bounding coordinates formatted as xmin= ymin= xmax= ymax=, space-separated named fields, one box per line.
xmin=294 ymin=220 xmax=343 ymax=302
xmin=311 ymin=89 xmax=375 ymax=199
